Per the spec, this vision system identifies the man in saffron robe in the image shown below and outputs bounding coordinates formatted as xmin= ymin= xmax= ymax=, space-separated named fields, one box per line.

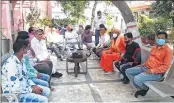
xmin=100 ymin=28 xmax=126 ymax=73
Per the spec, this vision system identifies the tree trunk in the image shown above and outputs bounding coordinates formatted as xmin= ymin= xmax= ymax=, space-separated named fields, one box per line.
xmin=111 ymin=1 xmax=135 ymax=23
xmin=91 ymin=1 xmax=98 ymax=30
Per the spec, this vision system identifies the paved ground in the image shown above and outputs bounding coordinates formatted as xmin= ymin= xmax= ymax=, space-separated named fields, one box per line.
xmin=48 ymin=55 xmax=174 ymax=102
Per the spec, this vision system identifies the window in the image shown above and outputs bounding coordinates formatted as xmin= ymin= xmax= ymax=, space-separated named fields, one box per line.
xmin=54 ymin=2 xmax=59 ymax=7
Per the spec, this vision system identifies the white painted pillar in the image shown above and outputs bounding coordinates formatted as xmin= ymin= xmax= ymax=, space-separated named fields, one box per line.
xmin=126 ymin=22 xmax=142 ymax=46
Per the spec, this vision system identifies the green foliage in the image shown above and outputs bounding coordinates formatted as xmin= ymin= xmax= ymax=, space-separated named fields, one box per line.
xmin=53 ymin=18 xmax=76 ymax=26
xmin=26 ymin=8 xmax=40 ymax=26
xmin=151 ymin=0 xmax=174 ymax=27
xmin=151 ymin=0 xmax=174 ymax=44
xmin=38 ymin=18 xmax=52 ymax=28
xmin=60 ymin=0 xmax=89 ymax=24
xmin=105 ymin=13 xmax=115 ymax=27
xmin=151 ymin=1 xmax=173 ymax=18
xmin=104 ymin=0 xmax=113 ymax=6
xmin=138 ymin=14 xmax=172 ymax=37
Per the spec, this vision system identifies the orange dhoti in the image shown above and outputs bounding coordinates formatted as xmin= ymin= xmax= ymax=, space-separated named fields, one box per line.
xmin=100 ymin=50 xmax=121 ymax=72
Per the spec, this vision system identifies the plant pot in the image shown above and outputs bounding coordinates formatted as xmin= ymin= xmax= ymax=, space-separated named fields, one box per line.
xmin=2 ymin=39 xmax=10 ymax=55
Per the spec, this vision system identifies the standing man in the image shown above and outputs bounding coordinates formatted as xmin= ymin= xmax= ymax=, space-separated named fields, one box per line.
xmin=77 ymin=25 xmax=84 ymax=48
xmin=94 ymin=10 xmax=106 ymax=46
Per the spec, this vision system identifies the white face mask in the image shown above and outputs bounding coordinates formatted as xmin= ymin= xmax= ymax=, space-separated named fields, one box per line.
xmin=98 ymin=16 xmax=101 ymax=19
xmin=113 ymin=33 xmax=118 ymax=38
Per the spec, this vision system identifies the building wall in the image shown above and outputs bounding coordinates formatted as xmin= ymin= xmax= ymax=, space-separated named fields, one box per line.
xmin=1 ymin=1 xmax=12 ymax=39
xmin=1 ymin=1 xmax=54 ymax=55
xmin=2 ymin=0 xmax=53 ymax=37
xmin=52 ymin=1 xmax=66 ymax=19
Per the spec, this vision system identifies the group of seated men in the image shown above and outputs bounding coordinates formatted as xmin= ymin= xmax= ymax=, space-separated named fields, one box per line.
xmin=1 ymin=27 xmax=65 ymax=102
xmin=81 ymin=24 xmax=173 ymax=98
xmin=1 ymin=23 xmax=173 ymax=102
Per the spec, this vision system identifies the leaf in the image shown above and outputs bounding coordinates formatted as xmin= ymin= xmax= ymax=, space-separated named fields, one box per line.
xmin=138 ymin=14 xmax=172 ymax=37
xmin=59 ymin=1 xmax=89 ymax=23
xmin=26 ymin=7 xmax=40 ymax=26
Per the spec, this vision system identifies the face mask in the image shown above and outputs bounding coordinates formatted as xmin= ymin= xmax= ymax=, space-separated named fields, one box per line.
xmin=98 ymin=16 xmax=101 ymax=19
xmin=113 ymin=33 xmax=118 ymax=38
xmin=156 ymin=39 xmax=166 ymax=46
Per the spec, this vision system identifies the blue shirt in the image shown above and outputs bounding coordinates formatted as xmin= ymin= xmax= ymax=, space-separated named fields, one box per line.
xmin=23 ymin=56 xmax=38 ymax=78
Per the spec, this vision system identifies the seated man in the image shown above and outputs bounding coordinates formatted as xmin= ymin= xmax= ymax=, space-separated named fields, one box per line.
xmin=31 ymin=29 xmax=63 ymax=78
xmin=16 ymin=31 xmax=50 ymax=87
xmin=82 ymin=25 xmax=95 ymax=49
xmin=92 ymin=24 xmax=110 ymax=57
xmin=82 ymin=25 xmax=95 ymax=55
xmin=1 ymin=39 xmax=50 ymax=102
xmin=114 ymin=32 xmax=141 ymax=84
xmin=65 ymin=24 xmax=79 ymax=49
xmin=126 ymin=32 xmax=173 ymax=98
xmin=47 ymin=27 xmax=60 ymax=44
xmin=100 ymin=28 xmax=126 ymax=73
xmin=27 ymin=28 xmax=54 ymax=79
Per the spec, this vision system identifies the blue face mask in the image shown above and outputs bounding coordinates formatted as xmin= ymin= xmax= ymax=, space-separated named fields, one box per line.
xmin=156 ymin=39 xmax=166 ymax=46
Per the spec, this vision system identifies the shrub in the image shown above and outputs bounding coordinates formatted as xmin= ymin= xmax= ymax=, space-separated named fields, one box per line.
xmin=138 ymin=14 xmax=172 ymax=37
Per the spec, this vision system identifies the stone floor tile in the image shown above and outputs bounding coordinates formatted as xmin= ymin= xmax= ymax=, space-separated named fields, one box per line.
xmin=88 ymin=69 xmax=120 ymax=81
xmin=51 ymin=71 xmax=86 ymax=84
xmin=49 ymin=84 xmax=95 ymax=102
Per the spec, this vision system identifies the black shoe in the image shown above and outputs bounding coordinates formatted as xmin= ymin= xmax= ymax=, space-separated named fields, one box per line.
xmin=134 ymin=88 xmax=149 ymax=98
xmin=122 ymin=79 xmax=130 ymax=84
xmin=134 ymin=90 xmax=142 ymax=98
xmin=141 ymin=88 xmax=149 ymax=96
xmin=52 ymin=72 xmax=63 ymax=78
xmin=120 ymin=78 xmax=124 ymax=81
xmin=86 ymin=52 xmax=91 ymax=57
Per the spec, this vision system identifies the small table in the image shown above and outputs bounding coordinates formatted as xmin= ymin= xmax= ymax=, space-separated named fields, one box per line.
xmin=66 ymin=55 xmax=88 ymax=77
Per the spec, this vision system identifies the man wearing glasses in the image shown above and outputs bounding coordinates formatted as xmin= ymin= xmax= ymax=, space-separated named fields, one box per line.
xmin=31 ymin=29 xmax=63 ymax=78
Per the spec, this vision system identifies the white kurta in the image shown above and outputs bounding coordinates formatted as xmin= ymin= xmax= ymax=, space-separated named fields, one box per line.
xmin=31 ymin=37 xmax=56 ymax=73
xmin=97 ymin=34 xmax=110 ymax=48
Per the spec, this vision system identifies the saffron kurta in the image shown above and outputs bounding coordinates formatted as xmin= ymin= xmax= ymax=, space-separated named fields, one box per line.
xmin=100 ymin=35 xmax=126 ymax=72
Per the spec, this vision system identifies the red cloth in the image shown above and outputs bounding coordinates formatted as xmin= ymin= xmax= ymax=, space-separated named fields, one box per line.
xmin=100 ymin=35 xmax=126 ymax=72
